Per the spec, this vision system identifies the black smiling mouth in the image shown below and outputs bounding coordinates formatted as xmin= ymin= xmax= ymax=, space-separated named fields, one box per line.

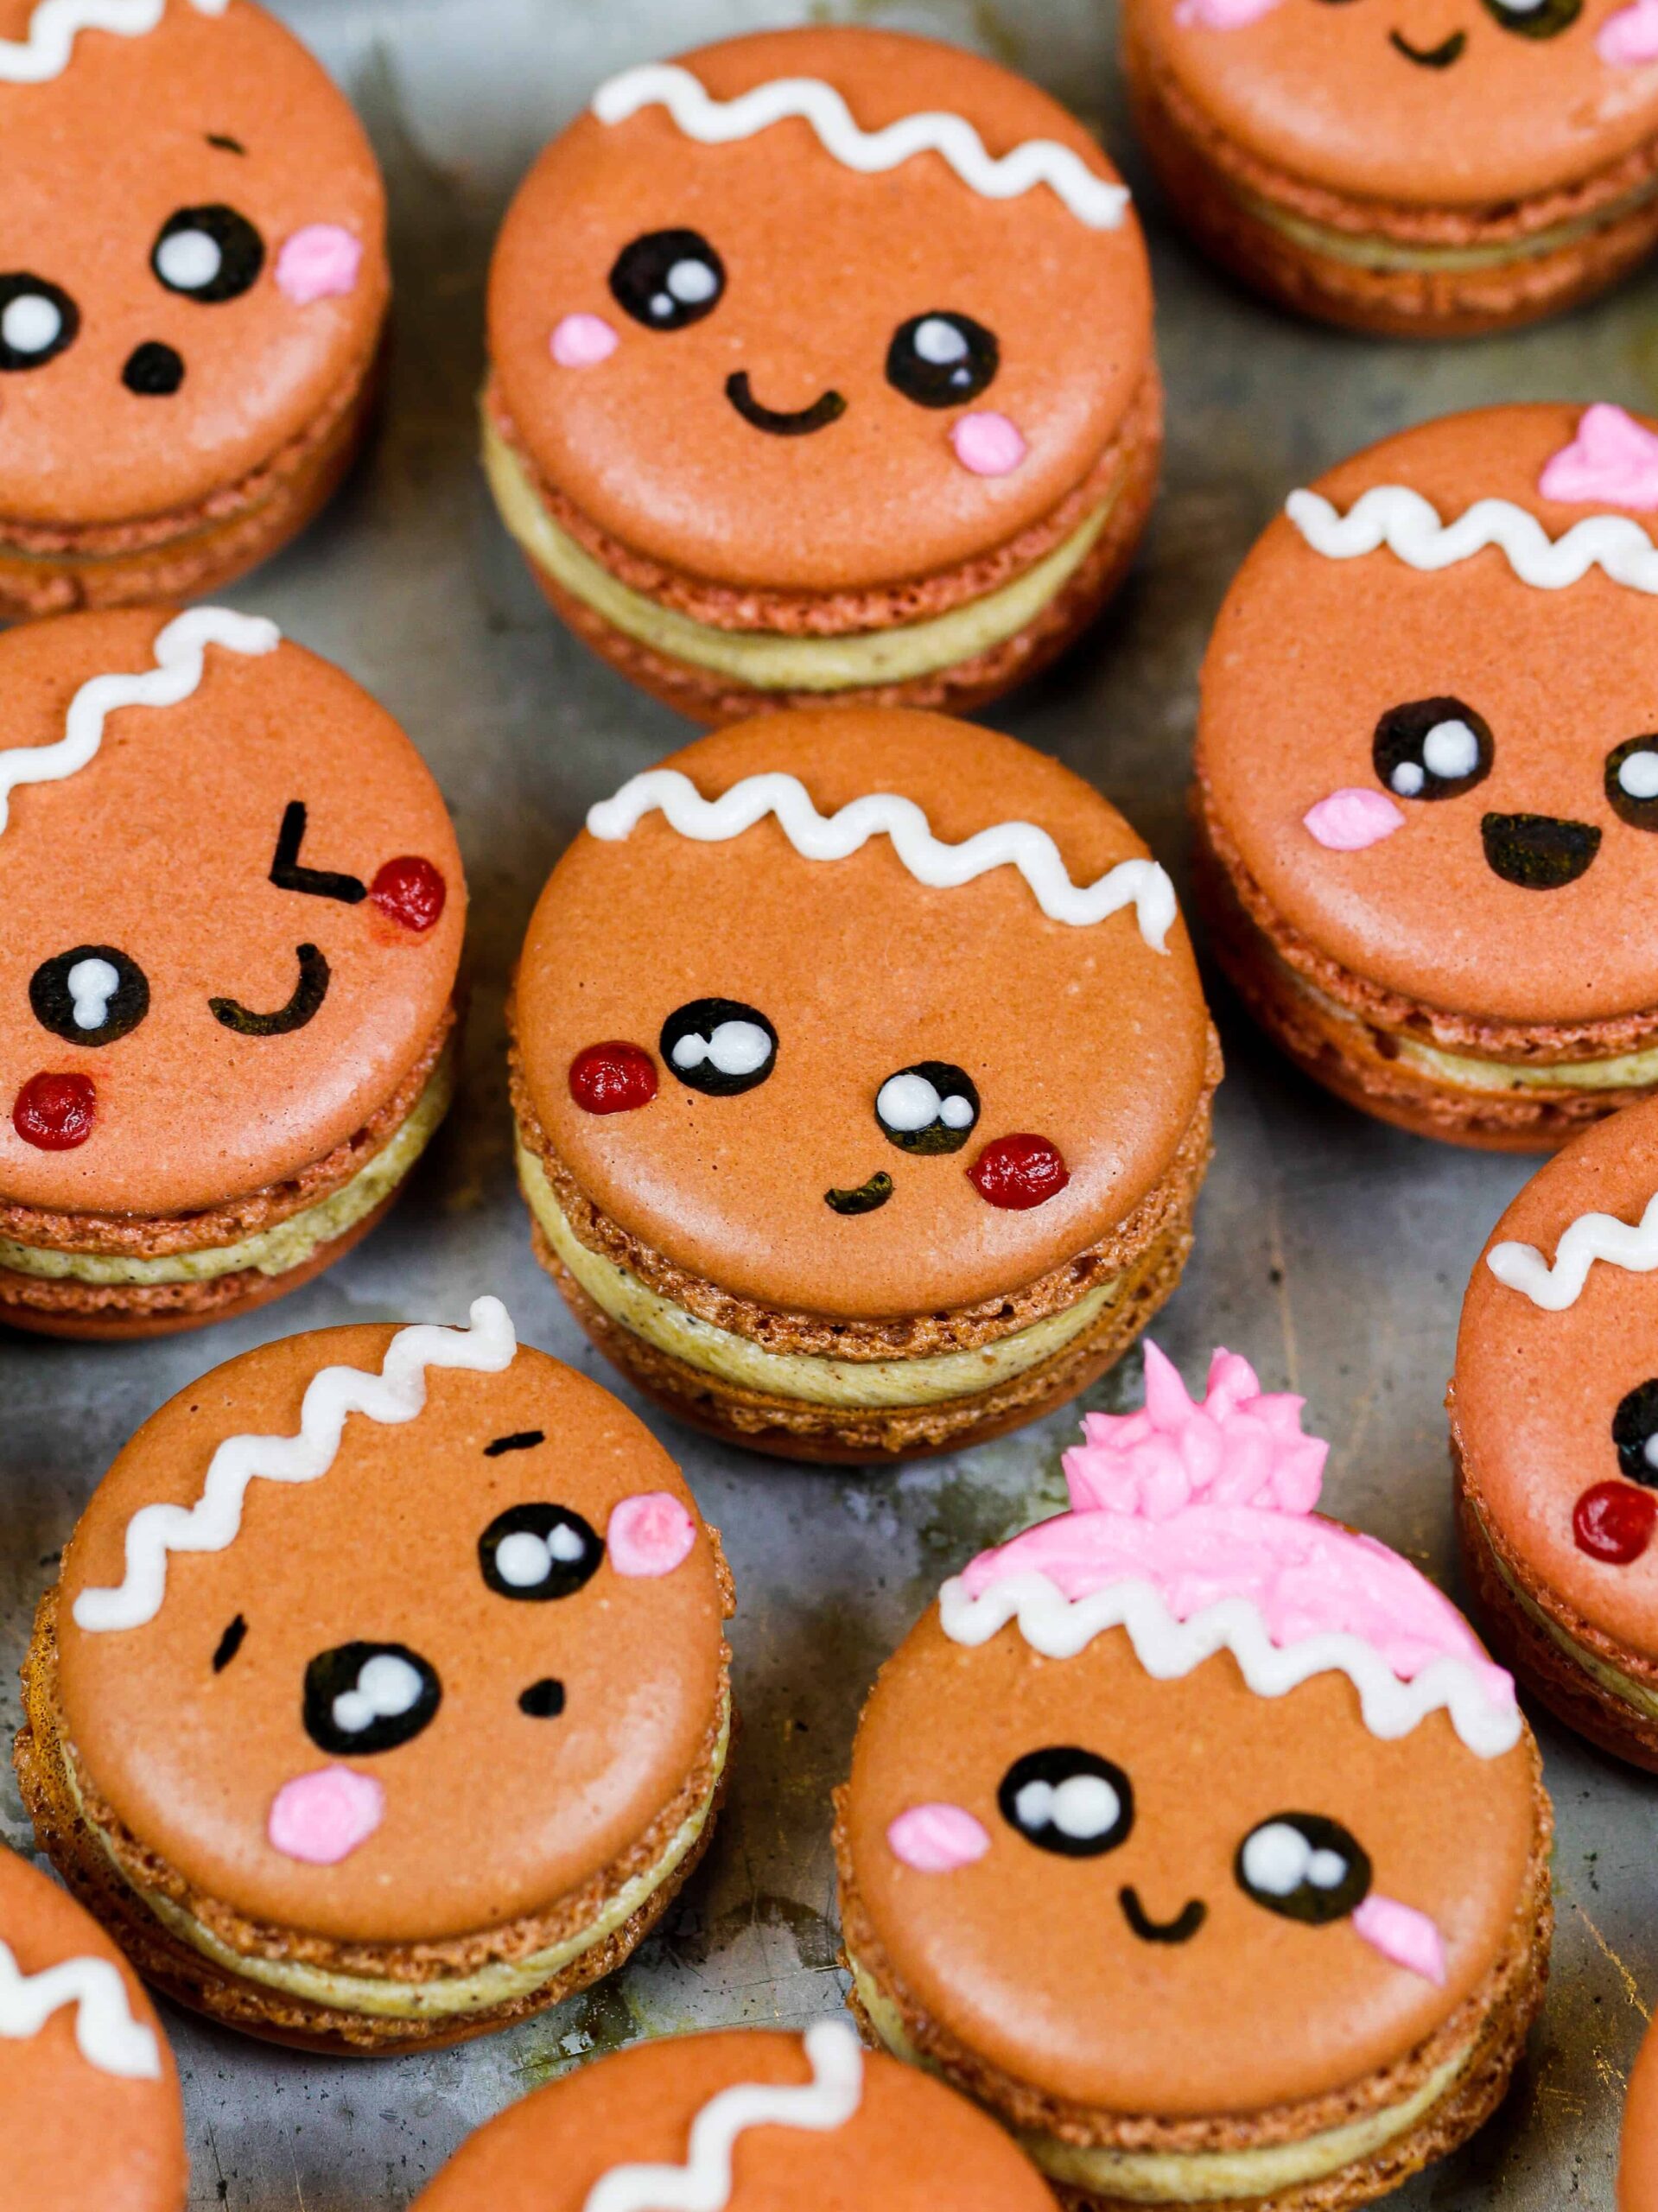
xmin=1388 ymin=25 xmax=1467 ymax=60
xmin=825 ymin=1171 xmax=894 ymax=1216
xmin=726 ymin=370 xmax=847 ymax=437
xmin=1120 ymin=1885 xmax=1208 ymax=1945
xmin=1481 ymin=811 xmax=1603 ymax=889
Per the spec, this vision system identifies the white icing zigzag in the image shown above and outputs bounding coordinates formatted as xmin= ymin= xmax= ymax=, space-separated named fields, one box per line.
xmin=588 ymin=769 xmax=1178 ymax=952
xmin=1286 ymin=485 xmax=1658 ymax=597
xmin=937 ymin=1571 xmax=1523 ymax=1758
xmin=0 ymin=605 xmax=279 ymax=836
xmin=0 ymin=0 xmax=227 ymax=84
xmin=73 ymin=1298 xmax=518 ymax=1635
xmin=1489 ymin=1191 xmax=1658 ymax=1311
xmin=583 ymin=2018 xmax=864 ymax=2212
xmin=0 ymin=1942 xmax=161 ymax=2079
xmin=591 ymin=61 xmax=1129 ymax=232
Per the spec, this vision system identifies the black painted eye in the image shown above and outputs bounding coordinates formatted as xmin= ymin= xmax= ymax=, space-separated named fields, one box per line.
xmin=885 ymin=312 xmax=999 ymax=409
xmin=302 ymin=1641 xmax=441 ymax=1756
xmin=29 ymin=945 xmax=149 ymax=1046
xmin=1612 ymin=1380 xmax=1658 ymax=1485
xmin=151 ymin=205 xmax=265 ymax=302
xmin=1606 ymin=737 xmax=1658 ymax=830
xmin=609 ymin=230 xmax=725 ymax=331
xmin=875 ymin=1062 xmax=980 ymax=1154
xmin=1480 ymin=0 xmax=1581 ymax=35
xmin=998 ymin=1747 xmax=1134 ymax=1858
xmin=1373 ymin=697 xmax=1492 ymax=801
xmin=1236 ymin=1814 xmax=1370 ymax=1923
xmin=660 ymin=998 xmax=777 ymax=1096
xmin=0 ymin=274 xmax=79 ymax=370
xmin=480 ymin=1503 xmax=605 ymax=1600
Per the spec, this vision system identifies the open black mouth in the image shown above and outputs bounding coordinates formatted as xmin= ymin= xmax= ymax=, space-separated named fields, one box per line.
xmin=1388 ymin=26 xmax=1466 ymax=62
xmin=726 ymin=370 xmax=847 ymax=437
xmin=1481 ymin=811 xmax=1602 ymax=890
xmin=825 ymin=1171 xmax=893 ymax=1216
xmin=1120 ymin=1885 xmax=1207 ymax=1945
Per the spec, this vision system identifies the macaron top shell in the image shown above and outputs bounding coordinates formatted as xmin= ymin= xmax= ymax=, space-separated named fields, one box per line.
xmin=0 ymin=0 xmax=387 ymax=529
xmin=516 ymin=709 xmax=1210 ymax=1322
xmin=1128 ymin=0 xmax=1658 ymax=210
xmin=410 ymin=2027 xmax=1058 ymax=2211
xmin=488 ymin=27 xmax=1150 ymax=594
xmin=1458 ymin=1095 xmax=1658 ymax=1663
xmin=0 ymin=1846 xmax=186 ymax=2212
xmin=1200 ymin=404 xmax=1658 ymax=1027
xmin=1621 ymin=2011 xmax=1658 ymax=2209
xmin=56 ymin=1320 xmax=728 ymax=1944
xmin=0 ymin=608 xmax=464 ymax=1217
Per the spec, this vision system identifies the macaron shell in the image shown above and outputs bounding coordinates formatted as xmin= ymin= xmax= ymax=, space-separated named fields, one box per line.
xmin=0 ymin=1846 xmax=186 ymax=2212
xmin=1621 ymin=2012 xmax=1658 ymax=2209
xmin=1200 ymin=404 xmax=1658 ymax=1026
xmin=0 ymin=0 xmax=387 ymax=528
xmin=517 ymin=710 xmax=1210 ymax=1320
xmin=0 ymin=608 xmax=463 ymax=1216
xmin=56 ymin=1328 xmax=727 ymax=1944
xmin=488 ymin=27 xmax=1150 ymax=594
xmin=1128 ymin=0 xmax=1658 ymax=208
xmin=410 ymin=2030 xmax=1057 ymax=2210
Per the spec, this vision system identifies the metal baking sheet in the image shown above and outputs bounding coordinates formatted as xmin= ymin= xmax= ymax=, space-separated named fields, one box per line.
xmin=1 ymin=0 xmax=1650 ymax=2202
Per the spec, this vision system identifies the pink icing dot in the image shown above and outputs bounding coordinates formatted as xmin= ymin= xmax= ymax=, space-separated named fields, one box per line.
xmin=1303 ymin=788 xmax=1406 ymax=852
xmin=887 ymin=1803 xmax=993 ymax=1873
xmin=950 ymin=410 xmax=1026 ymax=478
xmin=1598 ymin=0 xmax=1658 ymax=64
xmin=275 ymin=225 xmax=363 ymax=306
xmin=551 ymin=312 xmax=620 ymax=368
xmin=267 ymin=1765 xmax=384 ymax=1866
xmin=607 ymin=1491 xmax=696 ymax=1578
xmin=1539 ymin=403 xmax=1658 ymax=509
xmin=1352 ymin=1893 xmax=1447 ymax=1985
xmin=1175 ymin=0 xmax=1285 ymax=25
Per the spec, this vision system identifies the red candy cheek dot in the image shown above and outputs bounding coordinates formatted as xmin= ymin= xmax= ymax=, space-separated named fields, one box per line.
xmin=1573 ymin=1479 xmax=1657 ymax=1565
xmin=569 ymin=1042 xmax=658 ymax=1116
xmin=968 ymin=1132 xmax=1070 ymax=1210
xmin=13 ymin=1071 xmax=96 ymax=1151
xmin=369 ymin=855 xmax=447 ymax=932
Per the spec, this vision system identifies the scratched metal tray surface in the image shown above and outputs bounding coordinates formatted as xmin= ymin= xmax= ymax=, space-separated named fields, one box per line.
xmin=1 ymin=0 xmax=1653 ymax=2202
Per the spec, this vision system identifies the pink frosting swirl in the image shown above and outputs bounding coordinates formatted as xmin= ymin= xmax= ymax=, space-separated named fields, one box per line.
xmin=1598 ymin=0 xmax=1658 ymax=64
xmin=1304 ymin=788 xmax=1406 ymax=852
xmin=1539 ymin=403 xmax=1658 ymax=510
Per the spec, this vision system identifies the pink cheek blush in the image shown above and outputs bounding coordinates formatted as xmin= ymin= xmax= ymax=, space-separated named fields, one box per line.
xmin=1176 ymin=0 xmax=1285 ymax=25
xmin=267 ymin=1765 xmax=384 ymax=1866
xmin=1303 ymin=788 xmax=1406 ymax=852
xmin=887 ymin=1803 xmax=992 ymax=1872
xmin=951 ymin=410 xmax=1026 ymax=478
xmin=608 ymin=1491 xmax=696 ymax=1578
xmin=1539 ymin=402 xmax=1658 ymax=506
xmin=1352 ymin=1893 xmax=1447 ymax=1986
xmin=275 ymin=225 xmax=363 ymax=306
xmin=551 ymin=313 xmax=620 ymax=368
xmin=1598 ymin=0 xmax=1658 ymax=63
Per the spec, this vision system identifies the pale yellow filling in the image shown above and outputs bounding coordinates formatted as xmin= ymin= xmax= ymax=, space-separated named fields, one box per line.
xmin=518 ymin=1143 xmax=1116 ymax=1409
xmin=0 ymin=1052 xmax=454 ymax=1287
xmin=481 ymin=412 xmax=1113 ymax=691
xmin=1242 ymin=174 xmax=1658 ymax=275
xmin=851 ymin=1956 xmax=1470 ymax=2205
xmin=1480 ymin=1520 xmax=1658 ymax=1723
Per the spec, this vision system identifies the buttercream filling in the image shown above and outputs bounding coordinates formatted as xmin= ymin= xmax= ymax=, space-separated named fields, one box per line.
xmin=1239 ymin=175 xmax=1658 ymax=275
xmin=0 ymin=1051 xmax=454 ymax=1287
xmin=1475 ymin=1510 xmax=1658 ymax=1724
xmin=518 ymin=1143 xmax=1119 ymax=1408
xmin=850 ymin=1956 xmax=1471 ymax=2205
xmin=481 ymin=414 xmax=1114 ymax=690
xmin=72 ymin=1694 xmax=729 ymax=2022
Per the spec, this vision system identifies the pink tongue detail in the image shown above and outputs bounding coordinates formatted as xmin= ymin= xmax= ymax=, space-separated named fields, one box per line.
xmin=887 ymin=1803 xmax=992 ymax=1872
xmin=550 ymin=312 xmax=620 ymax=367
xmin=607 ymin=1491 xmax=696 ymax=1578
xmin=950 ymin=411 xmax=1026 ymax=477
xmin=1352 ymin=1893 xmax=1446 ymax=1985
xmin=1304 ymin=788 xmax=1405 ymax=851
xmin=1539 ymin=402 xmax=1658 ymax=507
xmin=275 ymin=224 xmax=363 ymax=306
xmin=268 ymin=1766 xmax=384 ymax=1866
xmin=1598 ymin=0 xmax=1658 ymax=63
xmin=1175 ymin=0 xmax=1285 ymax=26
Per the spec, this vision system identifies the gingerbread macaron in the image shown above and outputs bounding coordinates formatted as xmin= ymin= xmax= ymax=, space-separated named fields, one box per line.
xmin=0 ymin=605 xmax=463 ymax=1337
xmin=0 ymin=1845 xmax=186 ymax=2212
xmin=484 ymin=27 xmax=1158 ymax=721
xmin=837 ymin=1344 xmax=1552 ymax=2210
xmin=1122 ymin=0 xmax=1658 ymax=336
xmin=1623 ymin=2015 xmax=1658 ymax=2209
xmin=510 ymin=709 xmax=1219 ymax=1463
xmin=0 ymin=0 xmax=388 ymax=617
xmin=410 ymin=2019 xmax=1059 ymax=2212
xmin=1196 ymin=402 xmax=1658 ymax=1150
xmin=1452 ymin=1092 xmax=1658 ymax=1769
xmin=16 ymin=1298 xmax=734 ymax=2053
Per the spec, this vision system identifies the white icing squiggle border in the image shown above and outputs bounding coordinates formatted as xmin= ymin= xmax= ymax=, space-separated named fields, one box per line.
xmin=0 ymin=1941 xmax=161 ymax=2078
xmin=73 ymin=1298 xmax=518 ymax=1634
xmin=0 ymin=604 xmax=279 ymax=836
xmin=0 ymin=0 xmax=227 ymax=84
xmin=588 ymin=769 xmax=1178 ymax=951
xmin=591 ymin=61 xmax=1129 ymax=231
xmin=583 ymin=2018 xmax=864 ymax=2212
xmin=1489 ymin=1191 xmax=1658 ymax=1311
xmin=937 ymin=1570 xmax=1522 ymax=1758
xmin=1286 ymin=485 xmax=1658 ymax=597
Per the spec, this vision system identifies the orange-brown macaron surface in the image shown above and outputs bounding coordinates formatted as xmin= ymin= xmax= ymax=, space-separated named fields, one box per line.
xmin=0 ymin=1846 xmax=186 ymax=2212
xmin=1623 ymin=2013 xmax=1658 ymax=2209
xmin=410 ymin=2022 xmax=1058 ymax=2212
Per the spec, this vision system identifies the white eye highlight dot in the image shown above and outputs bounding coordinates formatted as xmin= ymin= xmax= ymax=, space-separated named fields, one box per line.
xmin=1241 ymin=1821 xmax=1311 ymax=1897
xmin=1421 ymin=718 xmax=1480 ymax=781
xmin=2 ymin=291 xmax=62 ymax=355
xmin=672 ymin=1020 xmax=771 ymax=1077
xmin=1051 ymin=1773 xmax=1120 ymax=1840
xmin=331 ymin=1651 xmax=423 ymax=1734
xmin=939 ymin=1093 xmax=975 ymax=1129
xmin=666 ymin=257 xmax=717 ymax=304
xmin=156 ymin=227 xmax=223 ymax=292
xmin=67 ymin=956 xmax=120 ymax=1030
xmin=1644 ymin=1433 xmax=1658 ymax=1470
xmin=1620 ymin=750 xmax=1658 ymax=802
xmin=548 ymin=1522 xmax=586 ymax=1564
xmin=914 ymin=315 xmax=969 ymax=365
xmin=1390 ymin=762 xmax=1426 ymax=798
xmin=877 ymin=1071 xmax=943 ymax=1132
xmin=494 ymin=1530 xmax=553 ymax=1588
xmin=1013 ymin=1779 xmax=1055 ymax=1830
xmin=1306 ymin=1847 xmax=1348 ymax=1890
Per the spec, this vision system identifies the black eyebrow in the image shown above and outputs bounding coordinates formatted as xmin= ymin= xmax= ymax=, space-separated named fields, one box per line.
xmin=206 ymin=133 xmax=247 ymax=155
xmin=213 ymin=1614 xmax=248 ymax=1672
xmin=485 ymin=1429 xmax=545 ymax=1457
xmin=270 ymin=801 xmax=366 ymax=904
